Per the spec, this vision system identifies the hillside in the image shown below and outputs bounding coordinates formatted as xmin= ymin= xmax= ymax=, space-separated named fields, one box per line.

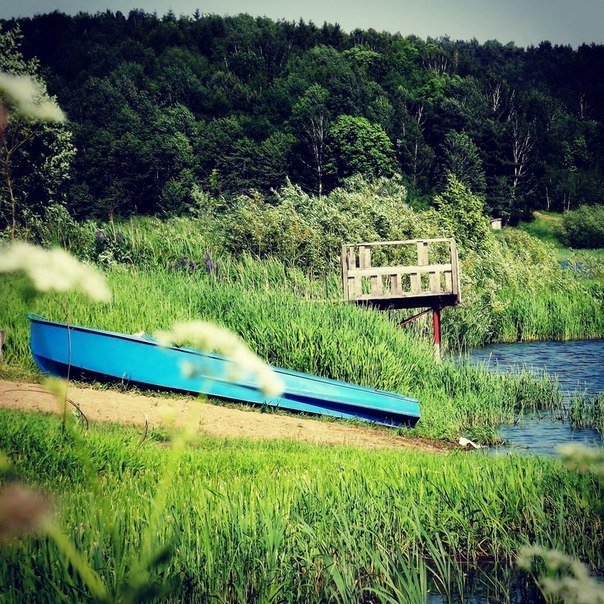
xmin=1 ymin=11 xmax=603 ymax=227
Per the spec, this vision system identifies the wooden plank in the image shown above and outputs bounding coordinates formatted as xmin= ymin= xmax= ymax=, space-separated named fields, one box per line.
xmin=444 ymin=271 xmax=452 ymax=292
xmin=358 ymin=246 xmax=367 ymax=269
xmin=410 ymin=272 xmax=421 ymax=294
xmin=347 ymin=249 xmax=356 ymax=268
xmin=390 ymin=274 xmax=401 ymax=295
xmin=347 ymin=276 xmax=356 ymax=300
xmin=354 ymin=277 xmax=362 ymax=297
xmin=417 ymin=240 xmax=429 ymax=266
xmin=347 ymin=264 xmax=452 ymax=278
xmin=340 ymin=246 xmax=349 ymax=300
xmin=353 ymin=291 xmax=458 ymax=301
xmin=429 ymin=271 xmax=440 ymax=294
xmin=344 ymin=237 xmax=455 ymax=247
xmin=449 ymin=239 xmax=461 ymax=301
xmin=370 ymin=275 xmax=382 ymax=296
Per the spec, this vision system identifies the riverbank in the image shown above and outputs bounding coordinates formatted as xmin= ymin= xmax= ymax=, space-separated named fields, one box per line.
xmin=0 ymin=268 xmax=562 ymax=443
xmin=0 ymin=380 xmax=446 ymax=452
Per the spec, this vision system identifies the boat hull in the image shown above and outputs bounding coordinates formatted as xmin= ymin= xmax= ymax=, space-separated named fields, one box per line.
xmin=29 ymin=314 xmax=420 ymax=427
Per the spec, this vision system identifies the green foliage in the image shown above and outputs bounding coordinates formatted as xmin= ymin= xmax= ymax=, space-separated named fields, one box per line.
xmin=1 ymin=12 xmax=602 ymax=219
xmin=561 ymin=205 xmax=604 ymax=249
xmin=433 ymin=174 xmax=492 ymax=253
xmin=18 ymin=174 xmax=602 ymax=351
xmin=222 ymin=176 xmax=439 ymax=273
xmin=440 ymin=131 xmax=486 ymax=195
xmin=327 ymin=115 xmax=397 ymax=180
xmin=0 ymin=25 xmax=75 ymax=237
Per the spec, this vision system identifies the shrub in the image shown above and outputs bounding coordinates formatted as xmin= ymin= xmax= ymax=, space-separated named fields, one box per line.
xmin=222 ymin=176 xmax=443 ymax=273
xmin=561 ymin=205 xmax=604 ymax=248
xmin=434 ymin=174 xmax=492 ymax=254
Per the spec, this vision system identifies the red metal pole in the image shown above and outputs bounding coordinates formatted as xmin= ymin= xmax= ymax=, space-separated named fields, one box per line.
xmin=432 ymin=306 xmax=441 ymax=358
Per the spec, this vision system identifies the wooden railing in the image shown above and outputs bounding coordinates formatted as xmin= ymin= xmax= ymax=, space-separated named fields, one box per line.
xmin=341 ymin=238 xmax=460 ymax=305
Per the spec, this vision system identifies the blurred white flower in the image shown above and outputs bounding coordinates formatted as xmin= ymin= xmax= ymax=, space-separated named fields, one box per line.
xmin=557 ymin=443 xmax=604 ymax=477
xmin=0 ymin=241 xmax=111 ymax=302
xmin=518 ymin=545 xmax=604 ymax=604
xmin=0 ymin=72 xmax=65 ymax=122
xmin=156 ymin=321 xmax=284 ymax=397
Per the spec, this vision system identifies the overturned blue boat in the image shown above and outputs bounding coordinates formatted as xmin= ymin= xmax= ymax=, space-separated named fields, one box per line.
xmin=29 ymin=314 xmax=420 ymax=428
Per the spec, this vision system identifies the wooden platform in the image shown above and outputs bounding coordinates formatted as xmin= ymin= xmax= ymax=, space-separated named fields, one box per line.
xmin=341 ymin=238 xmax=460 ymax=310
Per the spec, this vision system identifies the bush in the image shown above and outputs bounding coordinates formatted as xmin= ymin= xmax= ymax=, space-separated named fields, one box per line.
xmin=221 ymin=176 xmax=443 ymax=273
xmin=561 ymin=205 xmax=604 ymax=248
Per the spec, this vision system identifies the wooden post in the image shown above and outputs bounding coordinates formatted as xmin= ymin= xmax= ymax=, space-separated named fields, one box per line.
xmin=432 ymin=306 xmax=441 ymax=359
xmin=340 ymin=245 xmax=348 ymax=301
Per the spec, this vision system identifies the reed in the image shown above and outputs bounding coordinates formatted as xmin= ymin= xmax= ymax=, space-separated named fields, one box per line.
xmin=0 ymin=410 xmax=600 ymax=603
xmin=567 ymin=393 xmax=604 ymax=434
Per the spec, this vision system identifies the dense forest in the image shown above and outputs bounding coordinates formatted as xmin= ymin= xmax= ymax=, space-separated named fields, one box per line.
xmin=1 ymin=10 xmax=604 ymax=224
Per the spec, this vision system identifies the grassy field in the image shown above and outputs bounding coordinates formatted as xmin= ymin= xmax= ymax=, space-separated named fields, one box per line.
xmin=0 ymin=409 xmax=601 ymax=603
xmin=1 ymin=266 xmax=561 ymax=443
xmin=516 ymin=211 xmax=604 ymax=264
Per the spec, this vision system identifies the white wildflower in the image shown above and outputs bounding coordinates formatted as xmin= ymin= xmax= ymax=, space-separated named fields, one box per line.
xmin=557 ymin=443 xmax=604 ymax=477
xmin=518 ymin=546 xmax=604 ymax=604
xmin=156 ymin=321 xmax=284 ymax=397
xmin=0 ymin=72 xmax=65 ymax=122
xmin=0 ymin=241 xmax=111 ymax=302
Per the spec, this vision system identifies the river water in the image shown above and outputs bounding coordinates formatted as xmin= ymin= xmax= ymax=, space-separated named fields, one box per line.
xmin=469 ymin=339 xmax=604 ymax=455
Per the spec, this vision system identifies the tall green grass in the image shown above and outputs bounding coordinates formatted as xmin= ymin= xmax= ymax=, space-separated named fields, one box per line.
xmin=0 ymin=410 xmax=601 ymax=603
xmin=35 ymin=212 xmax=604 ymax=349
xmin=1 ymin=265 xmax=561 ymax=442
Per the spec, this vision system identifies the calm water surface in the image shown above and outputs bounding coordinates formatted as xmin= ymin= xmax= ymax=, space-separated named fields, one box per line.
xmin=469 ymin=339 xmax=603 ymax=455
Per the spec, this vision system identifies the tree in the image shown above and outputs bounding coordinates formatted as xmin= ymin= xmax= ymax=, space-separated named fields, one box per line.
xmin=434 ymin=174 xmax=491 ymax=253
xmin=291 ymin=84 xmax=330 ymax=196
xmin=327 ymin=115 xmax=397 ymax=182
xmin=0 ymin=25 xmax=75 ymax=238
xmin=440 ymin=131 xmax=486 ymax=195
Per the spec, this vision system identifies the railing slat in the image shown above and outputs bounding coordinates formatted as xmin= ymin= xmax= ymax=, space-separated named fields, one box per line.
xmin=390 ymin=274 xmax=401 ymax=295
xmin=410 ymin=272 xmax=421 ymax=294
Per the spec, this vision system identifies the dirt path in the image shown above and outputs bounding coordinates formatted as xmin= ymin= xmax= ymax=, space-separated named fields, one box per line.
xmin=0 ymin=380 xmax=446 ymax=452
xmin=533 ymin=211 xmax=560 ymax=221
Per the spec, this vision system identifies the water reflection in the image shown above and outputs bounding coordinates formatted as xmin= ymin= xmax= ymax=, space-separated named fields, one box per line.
xmin=469 ymin=339 xmax=603 ymax=456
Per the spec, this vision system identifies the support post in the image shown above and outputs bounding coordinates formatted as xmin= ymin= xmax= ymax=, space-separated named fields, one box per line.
xmin=432 ymin=306 xmax=441 ymax=359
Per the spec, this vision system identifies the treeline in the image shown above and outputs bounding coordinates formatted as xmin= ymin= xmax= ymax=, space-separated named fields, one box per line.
xmin=4 ymin=10 xmax=604 ymax=221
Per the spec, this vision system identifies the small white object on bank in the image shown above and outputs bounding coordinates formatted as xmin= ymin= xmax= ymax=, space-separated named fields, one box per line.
xmin=458 ymin=437 xmax=482 ymax=449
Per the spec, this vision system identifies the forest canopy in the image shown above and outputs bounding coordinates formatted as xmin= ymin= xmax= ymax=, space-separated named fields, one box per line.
xmin=1 ymin=10 xmax=603 ymax=223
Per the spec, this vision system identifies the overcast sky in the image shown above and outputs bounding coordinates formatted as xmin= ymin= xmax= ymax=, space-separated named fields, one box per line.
xmin=0 ymin=0 xmax=602 ymax=48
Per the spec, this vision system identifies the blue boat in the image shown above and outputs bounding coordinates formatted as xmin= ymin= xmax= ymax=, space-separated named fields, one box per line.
xmin=29 ymin=314 xmax=420 ymax=428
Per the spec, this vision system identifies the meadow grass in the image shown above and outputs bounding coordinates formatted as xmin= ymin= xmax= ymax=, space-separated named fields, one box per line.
xmin=64 ymin=215 xmax=604 ymax=347
xmin=1 ymin=266 xmax=561 ymax=443
xmin=516 ymin=211 xmax=604 ymax=264
xmin=0 ymin=409 xmax=601 ymax=603
xmin=517 ymin=211 xmax=564 ymax=246
xmin=26 ymin=211 xmax=604 ymax=352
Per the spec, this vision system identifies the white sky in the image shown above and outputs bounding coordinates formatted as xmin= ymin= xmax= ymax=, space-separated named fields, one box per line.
xmin=0 ymin=0 xmax=602 ymax=47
